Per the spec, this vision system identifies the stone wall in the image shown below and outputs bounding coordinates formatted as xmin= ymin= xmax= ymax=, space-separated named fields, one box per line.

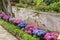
xmin=12 ymin=6 xmax=60 ymax=33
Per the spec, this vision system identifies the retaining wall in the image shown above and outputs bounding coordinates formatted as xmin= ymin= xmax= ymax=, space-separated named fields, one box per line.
xmin=12 ymin=6 xmax=60 ymax=33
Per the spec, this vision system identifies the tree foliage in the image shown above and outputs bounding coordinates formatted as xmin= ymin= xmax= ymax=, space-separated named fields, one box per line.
xmin=50 ymin=1 xmax=60 ymax=12
xmin=44 ymin=0 xmax=59 ymax=5
xmin=33 ymin=0 xmax=43 ymax=5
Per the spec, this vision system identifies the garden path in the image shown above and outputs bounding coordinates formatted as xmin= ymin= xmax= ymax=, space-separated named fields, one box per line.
xmin=0 ymin=25 xmax=18 ymax=40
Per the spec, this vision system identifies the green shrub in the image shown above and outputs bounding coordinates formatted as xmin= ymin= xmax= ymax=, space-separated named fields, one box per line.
xmin=50 ymin=2 xmax=60 ymax=12
xmin=19 ymin=0 xmax=33 ymax=5
xmin=33 ymin=0 xmax=43 ymax=6
xmin=26 ymin=0 xmax=33 ymax=5
xmin=35 ymin=6 xmax=43 ymax=11
xmin=44 ymin=6 xmax=49 ymax=12
xmin=35 ymin=5 xmax=49 ymax=11
xmin=19 ymin=0 xmax=25 ymax=4
xmin=15 ymin=3 xmax=27 ymax=8
xmin=44 ymin=0 xmax=59 ymax=5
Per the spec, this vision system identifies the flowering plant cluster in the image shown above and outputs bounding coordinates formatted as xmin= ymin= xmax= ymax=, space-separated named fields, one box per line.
xmin=33 ymin=30 xmax=46 ymax=37
xmin=0 ymin=13 xmax=60 ymax=40
xmin=2 ymin=15 xmax=11 ymax=21
xmin=44 ymin=33 xmax=59 ymax=40
xmin=24 ymin=25 xmax=38 ymax=34
xmin=0 ymin=14 xmax=5 ymax=18
xmin=12 ymin=19 xmax=21 ymax=24
xmin=18 ymin=22 xmax=27 ymax=29
xmin=9 ymin=17 xmax=15 ymax=22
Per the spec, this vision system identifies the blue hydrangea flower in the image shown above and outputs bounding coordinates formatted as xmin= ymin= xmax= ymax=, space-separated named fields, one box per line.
xmin=18 ymin=22 xmax=27 ymax=28
xmin=9 ymin=18 xmax=15 ymax=22
xmin=33 ymin=30 xmax=39 ymax=35
xmin=33 ymin=30 xmax=46 ymax=37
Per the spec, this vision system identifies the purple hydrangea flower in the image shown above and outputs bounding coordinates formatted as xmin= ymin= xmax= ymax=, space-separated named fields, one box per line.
xmin=2 ymin=15 xmax=11 ymax=21
xmin=0 ymin=14 xmax=6 ymax=18
xmin=2 ymin=15 xmax=7 ymax=19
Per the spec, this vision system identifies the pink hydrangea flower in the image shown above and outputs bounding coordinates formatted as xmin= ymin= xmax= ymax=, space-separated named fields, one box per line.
xmin=27 ymin=30 xmax=32 ymax=34
xmin=55 ymin=33 xmax=59 ymax=38
xmin=51 ymin=33 xmax=59 ymax=38
xmin=44 ymin=33 xmax=59 ymax=40
xmin=24 ymin=25 xmax=39 ymax=34
xmin=12 ymin=19 xmax=21 ymax=24
xmin=21 ymin=28 xmax=24 ymax=31
xmin=25 ymin=30 xmax=32 ymax=34
xmin=2 ymin=15 xmax=11 ymax=21
xmin=26 ymin=25 xmax=38 ymax=31
xmin=4 ymin=16 xmax=11 ymax=21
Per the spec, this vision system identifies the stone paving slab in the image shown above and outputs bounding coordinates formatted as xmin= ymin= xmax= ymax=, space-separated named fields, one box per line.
xmin=0 ymin=26 xmax=18 ymax=40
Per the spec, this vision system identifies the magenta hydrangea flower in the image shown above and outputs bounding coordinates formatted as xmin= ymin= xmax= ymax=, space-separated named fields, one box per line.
xmin=5 ymin=16 xmax=11 ymax=21
xmin=26 ymin=25 xmax=38 ymax=31
xmin=44 ymin=33 xmax=59 ymax=40
xmin=12 ymin=19 xmax=21 ymax=24
xmin=0 ymin=14 xmax=6 ymax=18
xmin=51 ymin=33 xmax=59 ymax=38
xmin=24 ymin=25 xmax=39 ymax=34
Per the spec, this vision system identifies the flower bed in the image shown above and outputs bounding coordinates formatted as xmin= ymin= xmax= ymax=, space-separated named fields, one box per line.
xmin=0 ymin=13 xmax=60 ymax=40
xmin=0 ymin=18 xmax=38 ymax=40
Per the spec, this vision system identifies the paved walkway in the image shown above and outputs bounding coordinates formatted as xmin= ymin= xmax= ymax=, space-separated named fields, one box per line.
xmin=0 ymin=26 xmax=18 ymax=40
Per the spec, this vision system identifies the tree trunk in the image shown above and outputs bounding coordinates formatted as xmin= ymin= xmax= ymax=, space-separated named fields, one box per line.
xmin=2 ymin=0 xmax=8 ymax=15
xmin=7 ymin=0 xmax=13 ymax=16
